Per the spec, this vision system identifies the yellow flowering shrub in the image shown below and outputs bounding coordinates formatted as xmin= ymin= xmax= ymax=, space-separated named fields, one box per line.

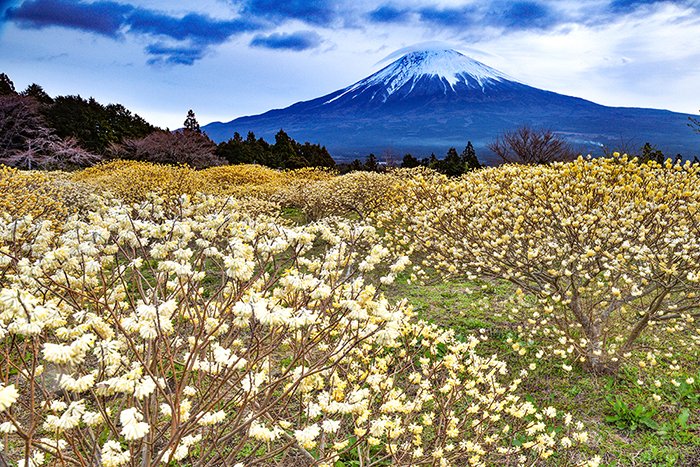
xmin=71 ymin=160 xmax=200 ymax=204
xmin=42 ymin=172 xmax=106 ymax=216
xmin=378 ymin=155 xmax=700 ymax=374
xmin=70 ymin=160 xmax=403 ymax=222
xmin=197 ymin=165 xmax=336 ymax=202
xmin=0 ymin=165 xmax=67 ymax=223
xmin=283 ymin=170 xmax=401 ymax=221
xmin=196 ymin=163 xmax=285 ymax=190
xmin=0 ymin=193 xmax=589 ymax=466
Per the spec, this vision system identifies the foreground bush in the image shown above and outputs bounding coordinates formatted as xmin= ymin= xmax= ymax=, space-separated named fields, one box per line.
xmin=0 ymin=194 xmax=590 ymax=466
xmin=379 ymin=155 xmax=700 ymax=374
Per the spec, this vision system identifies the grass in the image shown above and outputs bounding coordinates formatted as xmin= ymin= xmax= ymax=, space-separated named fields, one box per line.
xmin=386 ymin=274 xmax=700 ymax=466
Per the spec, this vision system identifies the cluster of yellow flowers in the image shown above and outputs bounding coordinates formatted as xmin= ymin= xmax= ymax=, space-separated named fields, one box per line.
xmin=68 ymin=160 xmax=401 ymax=222
xmin=71 ymin=160 xmax=202 ymax=206
xmin=70 ymin=160 xmax=338 ymax=206
xmin=0 ymin=165 xmax=67 ymax=224
xmin=283 ymin=170 xmax=402 ymax=221
xmin=0 ymin=185 xmax=591 ymax=466
xmin=378 ymin=155 xmax=700 ymax=374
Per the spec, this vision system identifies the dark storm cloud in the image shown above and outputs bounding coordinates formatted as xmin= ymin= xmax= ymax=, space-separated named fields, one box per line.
xmin=4 ymin=0 xmax=697 ymax=66
xmin=0 ymin=0 xmax=17 ymax=13
xmin=241 ymin=0 xmax=338 ymax=26
xmin=128 ymin=9 xmax=260 ymax=44
xmin=609 ymin=0 xmax=674 ymax=11
xmin=364 ymin=0 xmax=696 ymax=32
xmin=3 ymin=0 xmax=264 ymax=64
xmin=418 ymin=6 xmax=477 ymax=28
xmin=5 ymin=0 xmax=132 ymax=36
xmin=374 ymin=2 xmax=552 ymax=31
xmin=250 ymin=30 xmax=322 ymax=51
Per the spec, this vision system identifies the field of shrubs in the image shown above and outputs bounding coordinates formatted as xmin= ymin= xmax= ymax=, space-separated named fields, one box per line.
xmin=0 ymin=156 xmax=698 ymax=466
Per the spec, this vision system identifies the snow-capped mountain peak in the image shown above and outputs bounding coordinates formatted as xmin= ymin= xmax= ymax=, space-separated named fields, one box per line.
xmin=202 ymin=45 xmax=697 ymax=160
xmin=325 ymin=49 xmax=515 ymax=104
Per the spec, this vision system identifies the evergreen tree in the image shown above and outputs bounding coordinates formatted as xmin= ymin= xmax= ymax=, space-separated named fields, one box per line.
xmin=216 ymin=132 xmax=251 ymax=164
xmin=243 ymin=131 xmax=260 ymax=164
xmin=183 ymin=109 xmax=201 ymax=133
xmin=46 ymin=95 xmax=157 ymax=154
xmin=271 ymin=129 xmax=299 ymax=168
xmin=461 ymin=141 xmax=481 ymax=170
xmin=0 ymin=73 xmax=16 ymax=96
xmin=46 ymin=96 xmax=114 ymax=153
xmin=401 ymin=153 xmax=420 ymax=168
xmin=218 ymin=129 xmax=335 ymax=169
xmin=348 ymin=159 xmax=363 ymax=172
xmin=104 ymin=103 xmax=155 ymax=142
xmin=298 ymin=142 xmax=335 ymax=168
xmin=421 ymin=153 xmax=438 ymax=168
xmin=439 ymin=147 xmax=464 ymax=176
xmin=22 ymin=84 xmax=53 ymax=105
xmin=364 ymin=153 xmax=379 ymax=172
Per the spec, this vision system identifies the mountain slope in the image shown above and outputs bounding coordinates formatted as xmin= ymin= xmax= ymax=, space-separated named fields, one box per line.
xmin=203 ymin=50 xmax=698 ymax=162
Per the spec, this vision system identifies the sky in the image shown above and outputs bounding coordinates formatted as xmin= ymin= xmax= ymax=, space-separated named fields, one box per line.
xmin=0 ymin=0 xmax=699 ymax=130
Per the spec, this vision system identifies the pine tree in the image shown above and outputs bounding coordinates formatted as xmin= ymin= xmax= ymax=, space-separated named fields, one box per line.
xmin=348 ymin=159 xmax=363 ymax=172
xmin=0 ymin=73 xmax=16 ymax=96
xmin=22 ymin=84 xmax=53 ymax=105
xmin=183 ymin=109 xmax=201 ymax=133
xmin=439 ymin=147 xmax=464 ymax=176
xmin=272 ymin=129 xmax=300 ymax=168
xmin=401 ymin=153 xmax=420 ymax=168
xmin=364 ymin=153 xmax=379 ymax=172
xmin=461 ymin=141 xmax=481 ymax=170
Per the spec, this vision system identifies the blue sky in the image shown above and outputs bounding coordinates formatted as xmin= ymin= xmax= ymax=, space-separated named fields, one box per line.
xmin=1 ymin=0 xmax=698 ymax=129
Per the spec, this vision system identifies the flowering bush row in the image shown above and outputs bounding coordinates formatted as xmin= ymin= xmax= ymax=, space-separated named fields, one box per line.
xmin=0 ymin=190 xmax=592 ymax=466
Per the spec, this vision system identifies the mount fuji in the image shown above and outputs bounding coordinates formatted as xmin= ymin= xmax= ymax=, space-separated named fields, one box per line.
xmin=202 ymin=49 xmax=698 ymax=162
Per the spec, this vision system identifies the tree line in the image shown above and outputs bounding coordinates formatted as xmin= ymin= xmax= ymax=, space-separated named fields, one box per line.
xmin=0 ymin=73 xmax=335 ymax=170
xmin=340 ymin=142 xmax=482 ymax=176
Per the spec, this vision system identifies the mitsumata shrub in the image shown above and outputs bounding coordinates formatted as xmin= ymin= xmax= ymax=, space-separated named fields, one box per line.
xmin=0 ymin=192 xmax=592 ymax=466
xmin=0 ymin=165 xmax=67 ymax=223
xmin=378 ymin=155 xmax=700 ymax=374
